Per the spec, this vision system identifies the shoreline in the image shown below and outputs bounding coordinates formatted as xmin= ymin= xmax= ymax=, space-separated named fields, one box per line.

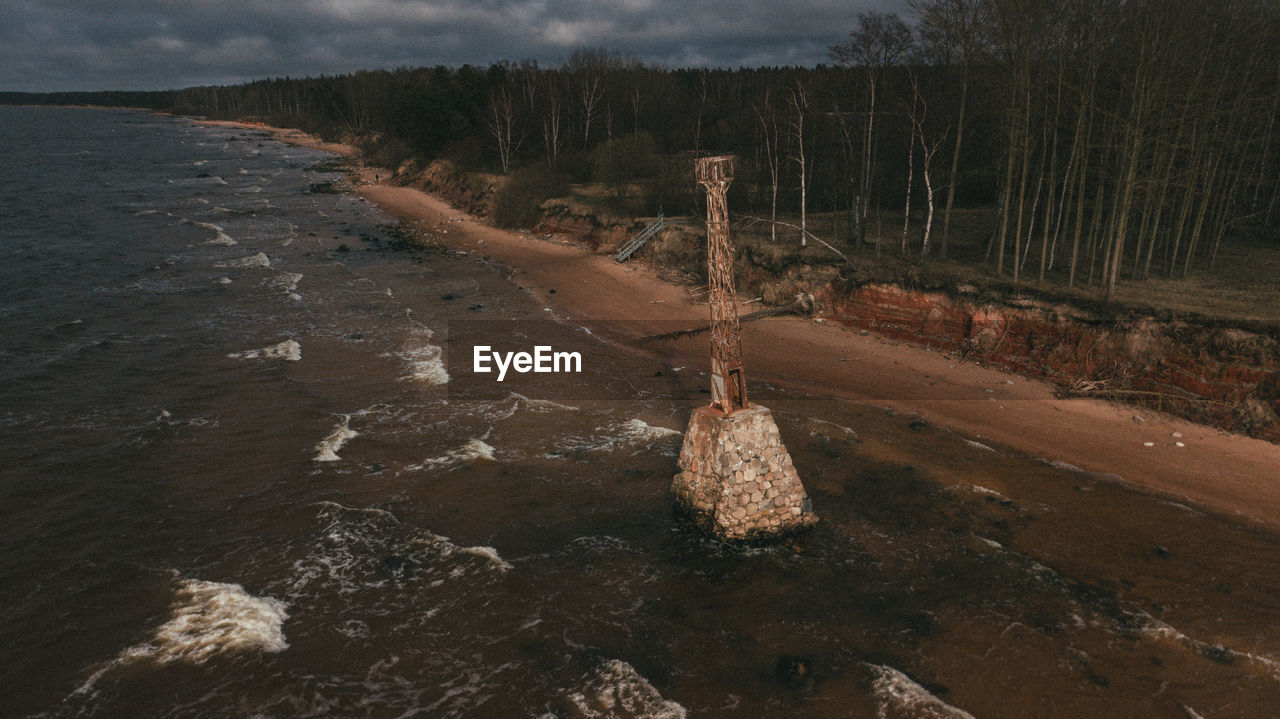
xmin=201 ymin=116 xmax=1280 ymax=533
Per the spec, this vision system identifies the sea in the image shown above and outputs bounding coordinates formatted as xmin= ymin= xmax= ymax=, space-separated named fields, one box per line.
xmin=3 ymin=105 xmax=1280 ymax=718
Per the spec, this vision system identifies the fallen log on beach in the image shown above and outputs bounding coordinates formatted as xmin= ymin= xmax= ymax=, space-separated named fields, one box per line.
xmin=636 ymin=293 xmax=816 ymax=344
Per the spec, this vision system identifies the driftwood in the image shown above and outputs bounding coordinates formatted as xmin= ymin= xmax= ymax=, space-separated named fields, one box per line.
xmin=636 ymin=293 xmax=816 ymax=344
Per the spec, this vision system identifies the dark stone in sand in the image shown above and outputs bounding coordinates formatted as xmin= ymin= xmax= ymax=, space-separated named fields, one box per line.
xmin=904 ymin=611 xmax=938 ymax=636
xmin=468 ymin=304 xmax=485 ymax=311
xmin=441 ymin=293 xmax=457 ymax=300
xmin=1199 ymin=644 xmax=1235 ymax=664
xmin=336 ymin=244 xmax=349 ymax=253
xmin=775 ymin=655 xmax=813 ymax=690
xmin=908 ymin=419 xmax=928 ymax=431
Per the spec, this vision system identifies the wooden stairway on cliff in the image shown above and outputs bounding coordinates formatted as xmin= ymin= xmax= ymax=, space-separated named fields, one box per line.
xmin=615 ymin=214 xmax=665 ymax=262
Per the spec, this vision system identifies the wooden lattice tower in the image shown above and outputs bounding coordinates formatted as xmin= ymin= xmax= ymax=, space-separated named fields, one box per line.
xmin=696 ymin=156 xmax=747 ymax=414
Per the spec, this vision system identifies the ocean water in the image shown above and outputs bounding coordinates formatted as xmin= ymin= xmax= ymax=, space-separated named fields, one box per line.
xmin=3 ymin=106 xmax=1280 ymax=718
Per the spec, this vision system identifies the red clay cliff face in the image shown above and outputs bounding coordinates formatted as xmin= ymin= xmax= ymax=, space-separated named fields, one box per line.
xmin=817 ymin=283 xmax=1280 ymax=442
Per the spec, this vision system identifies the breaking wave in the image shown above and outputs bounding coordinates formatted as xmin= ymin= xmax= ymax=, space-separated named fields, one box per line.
xmin=286 ymin=503 xmax=512 ymax=602
xmin=390 ymin=327 xmax=448 ymax=385
xmin=409 ymin=438 xmax=496 ymax=470
xmin=868 ymin=664 xmax=975 ymax=719
xmin=217 ymin=252 xmax=271 ymax=268
xmin=188 ymin=219 xmax=236 ymax=245
xmin=314 ymin=419 xmax=357 ymax=462
xmin=481 ymin=392 xmax=580 ymax=421
xmin=228 ymin=339 xmax=301 ymax=361
xmin=74 ymin=579 xmax=288 ymax=695
xmin=546 ymin=419 xmax=681 ymax=458
xmin=562 ymin=659 xmax=687 ymax=719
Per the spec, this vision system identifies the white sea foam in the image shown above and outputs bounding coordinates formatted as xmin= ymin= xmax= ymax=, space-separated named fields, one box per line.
xmin=409 ymin=439 xmax=496 ymax=470
xmin=399 ymin=344 xmax=448 ymax=384
xmin=393 ymin=330 xmax=449 ymax=385
xmin=289 ymin=503 xmax=512 ymax=601
xmin=314 ymin=421 xmax=358 ymax=462
xmin=217 ymin=252 xmax=271 ymax=268
xmin=963 ymin=439 xmax=996 ymax=452
xmin=564 ymin=660 xmax=687 ymax=719
xmin=228 ymin=339 xmax=301 ymax=361
xmin=482 ymin=392 xmax=580 ymax=421
xmin=617 ymin=418 xmax=681 ymax=442
xmin=128 ymin=580 xmax=288 ymax=663
xmin=548 ymin=419 xmax=681 ymax=459
xmin=868 ymin=665 xmax=976 ymax=719
xmin=216 ymin=276 xmax=232 ymax=285
xmin=510 ymin=393 xmax=579 ymax=413
xmin=274 ymin=271 xmax=303 ymax=293
xmin=74 ymin=579 xmax=289 ymax=695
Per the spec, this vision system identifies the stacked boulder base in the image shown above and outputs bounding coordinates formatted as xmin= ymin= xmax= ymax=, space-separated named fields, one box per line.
xmin=672 ymin=405 xmax=817 ymax=541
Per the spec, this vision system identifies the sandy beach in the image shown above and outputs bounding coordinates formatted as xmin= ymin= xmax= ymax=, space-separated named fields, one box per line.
xmin=238 ymin=120 xmax=1280 ymax=532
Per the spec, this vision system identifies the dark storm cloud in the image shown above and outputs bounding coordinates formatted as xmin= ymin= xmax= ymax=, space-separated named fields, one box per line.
xmin=2 ymin=0 xmax=910 ymax=92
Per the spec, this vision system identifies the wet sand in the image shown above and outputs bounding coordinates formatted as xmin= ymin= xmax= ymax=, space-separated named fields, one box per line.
xmin=232 ymin=119 xmax=1280 ymax=532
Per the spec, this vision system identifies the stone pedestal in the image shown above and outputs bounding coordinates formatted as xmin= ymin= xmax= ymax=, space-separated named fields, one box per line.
xmin=672 ymin=405 xmax=817 ymax=541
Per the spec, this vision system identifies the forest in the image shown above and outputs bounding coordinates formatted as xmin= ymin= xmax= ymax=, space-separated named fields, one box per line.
xmin=9 ymin=0 xmax=1280 ymax=305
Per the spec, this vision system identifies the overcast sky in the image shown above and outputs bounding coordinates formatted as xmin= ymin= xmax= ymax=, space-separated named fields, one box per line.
xmin=2 ymin=0 xmax=912 ymax=92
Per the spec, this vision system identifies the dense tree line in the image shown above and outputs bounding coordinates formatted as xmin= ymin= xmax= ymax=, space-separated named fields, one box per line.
xmin=9 ymin=0 xmax=1277 ymax=298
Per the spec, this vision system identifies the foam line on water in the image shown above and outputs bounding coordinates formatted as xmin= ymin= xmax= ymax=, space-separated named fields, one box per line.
xmin=1136 ymin=613 xmax=1280 ymax=681
xmin=963 ymin=438 xmax=996 ymax=452
xmin=186 ymin=219 xmax=237 ymax=245
xmin=809 ymin=418 xmax=861 ymax=438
